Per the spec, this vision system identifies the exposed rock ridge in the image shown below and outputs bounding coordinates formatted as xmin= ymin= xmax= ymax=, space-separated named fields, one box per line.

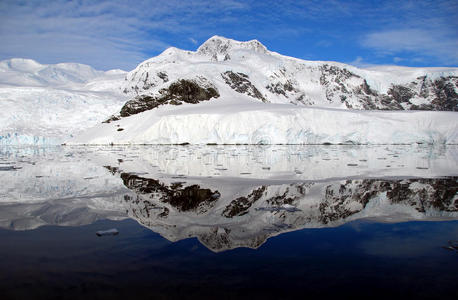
xmin=105 ymin=78 xmax=219 ymax=121
xmin=221 ymin=71 xmax=267 ymax=102
xmin=104 ymin=166 xmax=221 ymax=215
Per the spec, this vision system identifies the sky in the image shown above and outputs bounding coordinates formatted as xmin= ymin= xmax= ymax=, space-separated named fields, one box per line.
xmin=0 ymin=0 xmax=457 ymax=70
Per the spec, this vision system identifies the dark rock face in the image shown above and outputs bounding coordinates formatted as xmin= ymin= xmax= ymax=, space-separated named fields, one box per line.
xmin=166 ymin=79 xmax=219 ymax=103
xmin=222 ymin=184 xmax=307 ymax=218
xmin=104 ymin=166 xmax=220 ymax=213
xmin=318 ymin=65 xmax=377 ymax=109
xmin=421 ymin=76 xmax=458 ymax=111
xmin=116 ymin=79 xmax=219 ymax=118
xmin=119 ymin=95 xmax=160 ymax=118
xmin=388 ymin=85 xmax=414 ymax=103
xmin=222 ymin=186 xmax=266 ymax=217
xmin=272 ymin=64 xmax=457 ymax=111
xmin=221 ymin=71 xmax=267 ymax=102
xmin=157 ymin=72 xmax=168 ymax=82
xmin=317 ymin=64 xmax=409 ymax=110
xmin=319 ymin=177 xmax=458 ymax=224
xmin=266 ymin=80 xmax=297 ymax=97
xmin=385 ymin=76 xmax=458 ymax=111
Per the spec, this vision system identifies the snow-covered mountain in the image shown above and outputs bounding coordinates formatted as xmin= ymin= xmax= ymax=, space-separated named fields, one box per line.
xmin=0 ymin=58 xmax=128 ymax=145
xmin=1 ymin=36 xmax=457 ymax=145
xmin=69 ymin=36 xmax=458 ymax=145
xmin=0 ymin=58 xmax=126 ymax=89
xmin=122 ymin=36 xmax=457 ymax=110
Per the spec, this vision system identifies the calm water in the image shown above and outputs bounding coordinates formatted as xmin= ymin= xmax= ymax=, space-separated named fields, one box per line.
xmin=0 ymin=145 xmax=457 ymax=299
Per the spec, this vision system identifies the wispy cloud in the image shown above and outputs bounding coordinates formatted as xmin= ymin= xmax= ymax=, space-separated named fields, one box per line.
xmin=347 ymin=56 xmax=379 ymax=68
xmin=0 ymin=0 xmax=249 ymax=70
xmin=361 ymin=29 xmax=458 ymax=65
xmin=357 ymin=0 xmax=458 ymax=65
xmin=315 ymin=40 xmax=332 ymax=48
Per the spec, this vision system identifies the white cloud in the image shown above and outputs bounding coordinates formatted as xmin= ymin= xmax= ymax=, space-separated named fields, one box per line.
xmin=315 ymin=40 xmax=332 ymax=47
xmin=347 ymin=56 xmax=379 ymax=68
xmin=189 ymin=38 xmax=198 ymax=45
xmin=361 ymin=29 xmax=458 ymax=65
xmin=350 ymin=56 xmax=364 ymax=66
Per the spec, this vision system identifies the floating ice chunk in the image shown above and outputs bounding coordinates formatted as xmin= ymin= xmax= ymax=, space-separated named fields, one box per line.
xmin=96 ymin=228 xmax=119 ymax=236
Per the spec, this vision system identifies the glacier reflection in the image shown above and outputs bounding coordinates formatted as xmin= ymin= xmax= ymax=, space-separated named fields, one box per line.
xmin=0 ymin=145 xmax=457 ymax=251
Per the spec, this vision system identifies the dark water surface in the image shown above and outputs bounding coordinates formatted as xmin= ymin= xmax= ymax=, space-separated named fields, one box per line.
xmin=0 ymin=145 xmax=457 ymax=299
xmin=0 ymin=219 xmax=457 ymax=300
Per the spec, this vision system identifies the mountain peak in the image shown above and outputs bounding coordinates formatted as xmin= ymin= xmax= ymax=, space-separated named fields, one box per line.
xmin=196 ymin=36 xmax=268 ymax=58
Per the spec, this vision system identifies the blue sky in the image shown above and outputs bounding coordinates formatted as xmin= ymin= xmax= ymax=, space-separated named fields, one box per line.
xmin=0 ymin=0 xmax=456 ymax=70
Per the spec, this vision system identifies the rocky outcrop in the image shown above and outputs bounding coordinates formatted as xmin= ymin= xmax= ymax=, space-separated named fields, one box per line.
xmin=222 ymin=186 xmax=266 ymax=217
xmin=319 ymin=177 xmax=458 ymax=224
xmin=226 ymin=69 xmax=457 ymax=110
xmin=408 ymin=76 xmax=458 ymax=111
xmin=104 ymin=166 xmax=221 ymax=213
xmin=310 ymin=65 xmax=457 ymax=110
xmin=266 ymin=81 xmax=294 ymax=96
xmin=107 ymin=79 xmax=219 ymax=120
xmin=221 ymin=71 xmax=266 ymax=102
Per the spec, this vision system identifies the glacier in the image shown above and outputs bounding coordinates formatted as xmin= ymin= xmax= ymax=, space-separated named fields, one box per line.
xmin=68 ymin=100 xmax=458 ymax=145
xmin=0 ymin=58 xmax=128 ymax=145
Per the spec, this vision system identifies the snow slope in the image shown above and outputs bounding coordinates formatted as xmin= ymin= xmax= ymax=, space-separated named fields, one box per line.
xmin=0 ymin=58 xmax=128 ymax=145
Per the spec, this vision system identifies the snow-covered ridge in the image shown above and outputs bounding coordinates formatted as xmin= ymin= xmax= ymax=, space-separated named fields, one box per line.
xmin=197 ymin=35 xmax=268 ymax=58
xmin=0 ymin=58 xmax=122 ymax=87
xmin=122 ymin=35 xmax=457 ymax=111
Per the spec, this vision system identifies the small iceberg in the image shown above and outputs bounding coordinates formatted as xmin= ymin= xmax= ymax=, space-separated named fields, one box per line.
xmin=96 ymin=228 xmax=119 ymax=237
xmin=442 ymin=240 xmax=458 ymax=252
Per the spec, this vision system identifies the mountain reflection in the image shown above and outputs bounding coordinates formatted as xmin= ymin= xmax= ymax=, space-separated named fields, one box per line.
xmin=108 ymin=168 xmax=457 ymax=251
xmin=0 ymin=145 xmax=457 ymax=251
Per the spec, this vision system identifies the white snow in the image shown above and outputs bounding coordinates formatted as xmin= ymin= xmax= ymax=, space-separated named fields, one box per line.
xmin=69 ymin=99 xmax=458 ymax=145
